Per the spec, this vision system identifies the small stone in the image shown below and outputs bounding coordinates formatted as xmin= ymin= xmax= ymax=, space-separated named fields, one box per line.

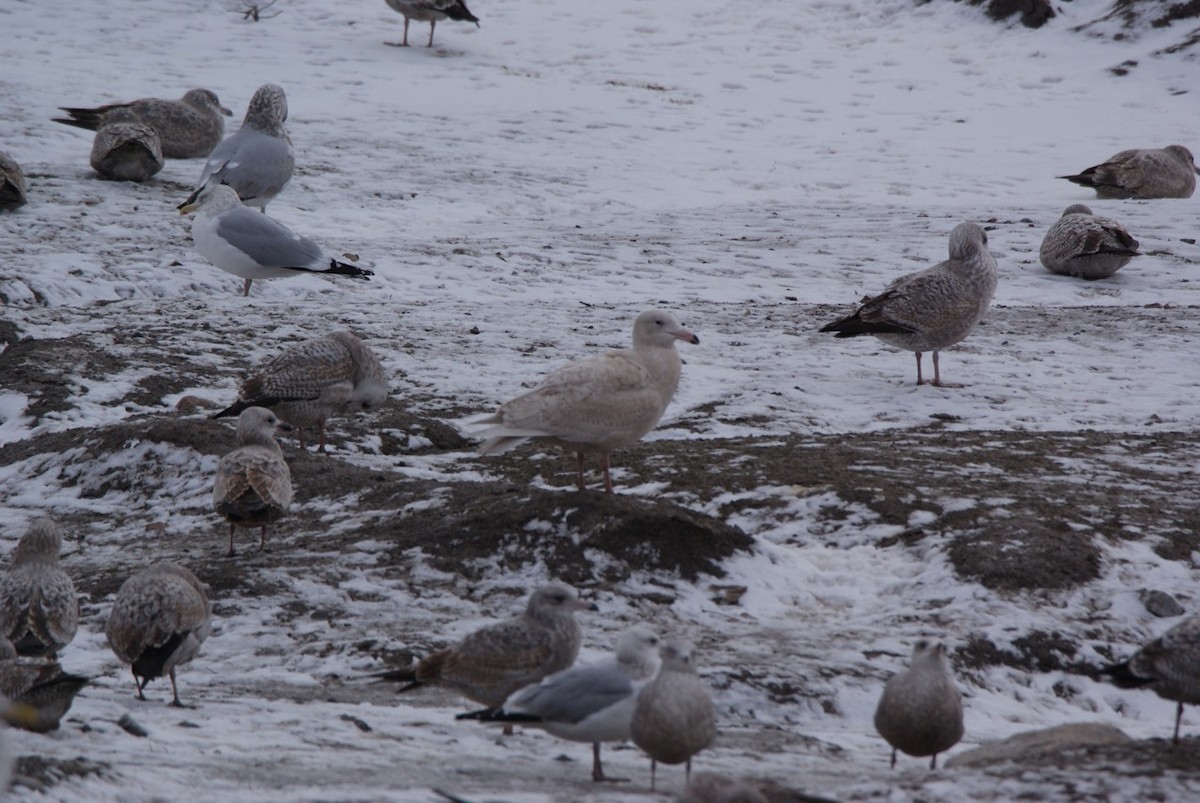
xmin=1139 ymin=589 xmax=1185 ymax=618
xmin=117 ymin=714 xmax=149 ymax=738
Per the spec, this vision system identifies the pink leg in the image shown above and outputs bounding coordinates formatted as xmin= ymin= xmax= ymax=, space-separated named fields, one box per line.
xmin=575 ymin=452 xmax=586 ymax=491
xmin=601 ymin=453 xmax=614 ymax=495
xmin=1174 ymin=702 xmax=1185 ymax=744
xmin=297 ymin=429 xmax=306 ymax=451
xmin=227 ymin=523 xmax=236 ymax=557
xmin=649 ymin=758 xmax=657 ymax=792
xmin=930 ymin=351 xmax=964 ymax=388
xmin=427 ymin=20 xmax=436 ymax=47
xmin=930 ymin=753 xmax=938 ymax=769
xmin=890 ymin=747 xmax=897 ymax=768
xmin=317 ymin=420 xmax=328 ymax=454
xmin=260 ymin=525 xmax=268 ymax=552
xmin=168 ymin=668 xmax=184 ymax=707
xmin=386 ymin=17 xmax=411 ymax=46
xmin=132 ymin=667 xmax=146 ymax=701
xmin=914 ymin=351 xmax=927 ymax=385
xmin=242 ymin=278 xmax=252 ymax=297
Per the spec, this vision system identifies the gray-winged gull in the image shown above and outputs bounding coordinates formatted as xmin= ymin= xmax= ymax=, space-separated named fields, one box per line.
xmin=385 ymin=0 xmax=479 ymax=47
xmin=90 ymin=121 xmax=164 ymax=182
xmin=1060 ymin=145 xmax=1198 ymax=199
xmin=820 ymin=222 xmax=998 ymax=388
xmin=475 ymin=309 xmax=699 ymax=495
xmin=631 ymin=639 xmax=716 ymax=792
xmin=0 ymin=636 xmax=89 ymax=733
xmin=53 ymin=88 xmax=231 ymax=159
xmin=213 ymin=407 xmax=293 ymax=557
xmin=874 ymin=639 xmax=964 ymax=769
xmin=1102 ymin=615 xmax=1200 ymax=744
xmin=0 ymin=152 xmax=27 ymax=210
xmin=458 ymin=626 xmax=661 ymax=781
xmin=1040 ymin=204 xmax=1139 ymax=280
xmin=0 ymin=519 xmax=79 ymax=658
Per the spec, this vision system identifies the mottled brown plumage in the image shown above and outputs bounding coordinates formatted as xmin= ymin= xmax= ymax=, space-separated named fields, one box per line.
xmin=1039 ymin=204 xmax=1138 ymax=280
xmin=0 ymin=519 xmax=79 ymax=658
xmin=90 ymin=121 xmax=164 ymax=182
xmin=0 ymin=151 xmax=28 ymax=210
xmin=874 ymin=639 xmax=964 ymax=769
xmin=1102 ymin=615 xmax=1200 ymax=743
xmin=631 ymin=640 xmax=716 ymax=791
xmin=0 ymin=637 xmax=88 ymax=732
xmin=53 ymin=88 xmax=231 ymax=159
xmin=1059 ymin=145 xmax=1197 ymax=199
xmin=384 ymin=0 xmax=479 ymax=47
xmin=213 ymin=407 xmax=293 ymax=556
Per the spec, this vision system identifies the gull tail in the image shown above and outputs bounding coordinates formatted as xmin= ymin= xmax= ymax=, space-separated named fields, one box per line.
xmin=52 ymin=109 xmax=103 ymax=132
xmin=455 ymin=707 xmax=541 ymax=724
xmin=1099 ymin=661 xmax=1154 ymax=689
xmin=326 ymin=259 xmax=374 ymax=281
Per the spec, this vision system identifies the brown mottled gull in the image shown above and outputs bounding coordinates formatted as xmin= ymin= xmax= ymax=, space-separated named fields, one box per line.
xmin=678 ymin=774 xmax=840 ymax=803
xmin=53 ymin=88 xmax=231 ymax=159
xmin=874 ymin=639 xmax=964 ymax=769
xmin=105 ymin=563 xmax=212 ymax=707
xmin=213 ymin=331 xmax=388 ymax=452
xmin=1060 ymin=145 xmax=1198 ymax=199
xmin=1040 ymin=205 xmax=1139 ymax=280
xmin=0 ymin=519 xmax=79 ymax=658
xmin=0 ymin=637 xmax=89 ymax=733
xmin=0 ymin=152 xmax=27 ymax=211
xmin=385 ymin=0 xmax=479 ymax=47
xmin=90 ymin=121 xmax=164 ymax=182
xmin=476 ymin=309 xmax=700 ymax=494
xmin=1102 ymin=615 xmax=1200 ymax=743
xmin=820 ymin=222 xmax=998 ymax=388
xmin=631 ymin=640 xmax=716 ymax=792
xmin=213 ymin=407 xmax=293 ymax=557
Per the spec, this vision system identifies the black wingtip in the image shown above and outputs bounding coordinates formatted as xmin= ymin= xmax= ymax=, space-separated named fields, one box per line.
xmin=210 ymin=399 xmax=251 ymax=420
xmin=329 ymin=258 xmax=374 ymax=280
xmin=1099 ymin=660 xmax=1154 ymax=689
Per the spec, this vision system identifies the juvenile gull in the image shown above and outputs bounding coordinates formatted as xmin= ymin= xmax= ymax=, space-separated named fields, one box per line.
xmin=0 ymin=519 xmax=79 ymax=658
xmin=0 ymin=637 xmax=89 ymax=733
xmin=475 ymin=309 xmax=699 ymax=494
xmin=53 ymin=88 xmax=231 ymax=159
xmin=180 ymin=83 xmax=294 ymax=211
xmin=90 ymin=121 xmax=164 ymax=182
xmin=179 ymin=184 xmax=373 ymax=296
xmin=105 ymin=562 xmax=212 ymax=707
xmin=0 ymin=152 xmax=27 ymax=210
xmin=874 ymin=639 xmax=964 ymax=769
xmin=213 ymin=407 xmax=293 ymax=557
xmin=458 ymin=626 xmax=661 ymax=781
xmin=820 ymin=222 xmax=998 ymax=388
xmin=678 ymin=774 xmax=840 ymax=803
xmin=1059 ymin=145 xmax=1198 ymax=199
xmin=213 ymin=331 xmax=388 ymax=452
xmin=385 ymin=0 xmax=479 ymax=47
xmin=1039 ymin=204 xmax=1139 ymax=280
xmin=1102 ymin=615 xmax=1200 ymax=743
xmin=631 ymin=640 xmax=716 ymax=792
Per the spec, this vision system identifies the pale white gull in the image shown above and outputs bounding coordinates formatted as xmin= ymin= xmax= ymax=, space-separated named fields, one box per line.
xmin=384 ymin=0 xmax=479 ymax=48
xmin=1039 ymin=204 xmax=1139 ymax=280
xmin=213 ymin=407 xmax=293 ymax=557
xmin=90 ymin=121 xmax=164 ymax=182
xmin=631 ymin=639 xmax=716 ymax=792
xmin=53 ymin=88 xmax=231 ymax=159
xmin=1102 ymin=615 xmax=1200 ymax=744
xmin=873 ymin=639 xmax=964 ymax=769
xmin=0 ymin=518 xmax=79 ymax=658
xmin=1059 ymin=145 xmax=1198 ymax=199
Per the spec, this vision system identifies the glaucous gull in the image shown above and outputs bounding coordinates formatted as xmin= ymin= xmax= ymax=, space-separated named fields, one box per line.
xmin=631 ymin=639 xmax=716 ymax=792
xmin=213 ymin=407 xmax=293 ymax=557
xmin=1059 ymin=145 xmax=1197 ymax=199
xmin=0 ymin=636 xmax=89 ymax=733
xmin=1102 ymin=615 xmax=1200 ymax=744
xmin=384 ymin=0 xmax=479 ymax=47
xmin=53 ymin=88 xmax=231 ymax=159
xmin=873 ymin=639 xmax=964 ymax=769
xmin=90 ymin=121 xmax=164 ymax=182
xmin=0 ymin=519 xmax=79 ymax=658
xmin=1039 ymin=204 xmax=1138 ymax=280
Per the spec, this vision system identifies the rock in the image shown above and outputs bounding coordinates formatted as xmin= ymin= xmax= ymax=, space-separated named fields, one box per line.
xmin=945 ymin=722 xmax=1131 ymax=769
xmin=1139 ymin=589 xmax=1185 ymax=618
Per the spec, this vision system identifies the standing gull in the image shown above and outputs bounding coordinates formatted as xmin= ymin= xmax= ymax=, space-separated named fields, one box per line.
xmin=0 ymin=637 xmax=89 ymax=733
xmin=213 ymin=331 xmax=388 ymax=452
xmin=90 ymin=121 xmax=164 ymax=182
xmin=631 ymin=640 xmax=716 ymax=792
xmin=1102 ymin=615 xmax=1200 ymax=744
xmin=1040 ymin=205 xmax=1139 ymax=280
xmin=180 ymin=83 xmax=294 ymax=211
xmin=105 ymin=562 xmax=212 ymax=707
xmin=1059 ymin=145 xmax=1198 ymax=199
xmin=0 ymin=519 xmax=80 ymax=658
xmin=0 ymin=152 xmax=27 ymax=210
xmin=457 ymin=626 xmax=661 ymax=781
xmin=475 ymin=309 xmax=699 ymax=494
xmin=53 ymin=88 xmax=231 ymax=159
xmin=384 ymin=0 xmax=479 ymax=48
xmin=213 ymin=407 xmax=293 ymax=557
xmin=179 ymin=184 xmax=373 ymax=296
xmin=874 ymin=639 xmax=964 ymax=769
xmin=820 ymin=222 xmax=998 ymax=388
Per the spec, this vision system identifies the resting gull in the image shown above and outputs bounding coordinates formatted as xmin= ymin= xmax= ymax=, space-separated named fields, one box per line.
xmin=678 ymin=773 xmax=840 ymax=803
xmin=874 ymin=639 xmax=964 ymax=769
xmin=374 ymin=584 xmax=595 ymax=732
xmin=53 ymin=88 xmax=231 ymax=159
xmin=475 ymin=309 xmax=699 ymax=494
xmin=457 ymin=626 xmax=661 ymax=781
xmin=0 ymin=636 xmax=89 ymax=733
xmin=385 ymin=0 xmax=479 ymax=48
xmin=1040 ymin=204 xmax=1139 ymax=280
xmin=0 ymin=519 xmax=80 ymax=658
xmin=0 ymin=152 xmax=27 ymax=210
xmin=631 ymin=639 xmax=716 ymax=792
xmin=213 ymin=407 xmax=293 ymax=556
xmin=180 ymin=83 xmax=294 ymax=211
xmin=105 ymin=562 xmax=212 ymax=707
xmin=90 ymin=121 xmax=164 ymax=182
xmin=820 ymin=222 xmax=997 ymax=388
xmin=1102 ymin=615 xmax=1200 ymax=743
xmin=179 ymin=184 xmax=373 ymax=296
xmin=213 ymin=330 xmax=388 ymax=452
xmin=1060 ymin=145 xmax=1198 ymax=199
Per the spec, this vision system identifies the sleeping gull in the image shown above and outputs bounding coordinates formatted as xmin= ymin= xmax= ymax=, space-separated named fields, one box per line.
xmin=213 ymin=407 xmax=293 ymax=557
xmin=1039 ymin=204 xmax=1139 ymax=280
xmin=457 ymin=626 xmax=661 ymax=781
xmin=90 ymin=121 xmax=164 ymax=182
xmin=0 ymin=152 xmax=27 ymax=210
xmin=213 ymin=330 xmax=389 ymax=452
xmin=1059 ymin=145 xmax=1198 ymax=199
xmin=53 ymin=88 xmax=231 ymax=159
xmin=1102 ymin=615 xmax=1200 ymax=744
xmin=374 ymin=584 xmax=595 ymax=732
xmin=820 ymin=222 xmax=998 ymax=388
xmin=0 ymin=519 xmax=79 ymax=658
xmin=679 ymin=773 xmax=840 ymax=803
xmin=179 ymin=184 xmax=373 ymax=296
xmin=874 ymin=639 xmax=964 ymax=769
xmin=0 ymin=636 xmax=89 ymax=733
xmin=105 ymin=562 xmax=212 ymax=707
xmin=385 ymin=0 xmax=479 ymax=48
xmin=475 ymin=309 xmax=699 ymax=494
xmin=180 ymin=83 xmax=294 ymax=211
xmin=631 ymin=639 xmax=716 ymax=792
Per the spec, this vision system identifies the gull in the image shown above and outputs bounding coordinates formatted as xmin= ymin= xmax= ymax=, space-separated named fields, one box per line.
xmin=0 ymin=152 xmax=27 ymax=210
xmin=874 ymin=639 xmax=964 ymax=769
xmin=820 ymin=222 xmax=998 ymax=388
xmin=105 ymin=563 xmax=212 ymax=707
xmin=0 ymin=636 xmax=89 ymax=733
xmin=213 ymin=407 xmax=293 ymax=557
xmin=475 ymin=309 xmax=699 ymax=494
xmin=0 ymin=519 xmax=79 ymax=658
xmin=1059 ymin=145 xmax=1198 ymax=199
xmin=90 ymin=121 xmax=164 ymax=182
xmin=53 ymin=88 xmax=231 ymax=159
xmin=1039 ymin=204 xmax=1139 ymax=280
xmin=212 ymin=330 xmax=388 ymax=452
xmin=178 ymin=184 xmax=374 ymax=296
xmin=1102 ymin=615 xmax=1200 ymax=744
xmin=457 ymin=626 xmax=661 ymax=781
xmin=384 ymin=0 xmax=479 ymax=48
xmin=631 ymin=640 xmax=716 ymax=792
xmin=180 ymin=83 xmax=294 ymax=211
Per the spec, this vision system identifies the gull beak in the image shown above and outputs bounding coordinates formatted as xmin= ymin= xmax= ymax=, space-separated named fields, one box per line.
xmin=674 ymin=328 xmax=700 ymax=345
xmin=574 ymin=599 xmax=599 ymax=613
xmin=220 ymin=105 xmax=233 ymax=116
xmin=177 ymin=201 xmax=197 ymax=216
